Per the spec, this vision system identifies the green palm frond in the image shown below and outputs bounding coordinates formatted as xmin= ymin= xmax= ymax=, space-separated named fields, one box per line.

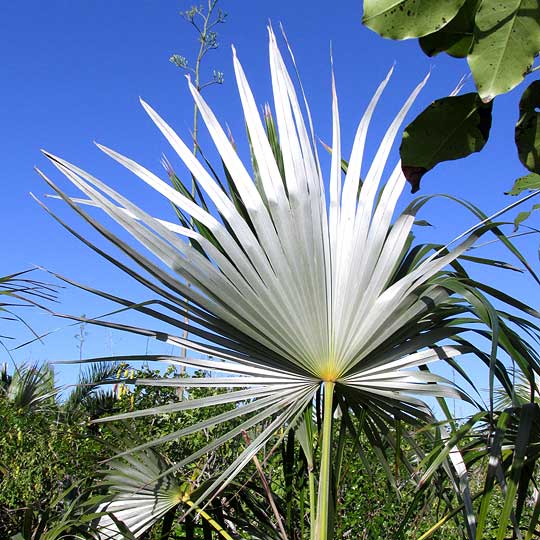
xmin=494 ymin=368 xmax=540 ymax=410
xmin=64 ymin=361 xmax=120 ymax=418
xmin=11 ymin=479 xmax=108 ymax=540
xmin=36 ymin=27 xmax=540 ymax=539
xmin=0 ymin=270 xmax=57 ymax=350
xmin=413 ymin=404 xmax=540 ymax=540
xmin=3 ymin=363 xmax=57 ymax=411
xmin=0 ymin=270 xmax=57 ymax=311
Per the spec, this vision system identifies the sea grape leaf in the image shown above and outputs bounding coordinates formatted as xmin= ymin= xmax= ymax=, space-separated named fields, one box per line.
xmin=400 ymin=93 xmax=493 ymax=192
xmin=362 ymin=0 xmax=466 ymax=40
xmin=505 ymin=173 xmax=540 ymax=196
xmin=467 ymin=0 xmax=540 ymax=101
xmin=419 ymin=0 xmax=480 ymax=58
xmin=514 ymin=204 xmax=540 ymax=231
xmin=516 ymin=81 xmax=540 ymax=173
xmin=506 ymin=172 xmax=540 ymax=230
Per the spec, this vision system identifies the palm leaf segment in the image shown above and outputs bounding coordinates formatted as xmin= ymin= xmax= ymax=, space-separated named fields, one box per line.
xmin=97 ymin=448 xmax=182 ymax=539
xmin=38 ymin=28 xmax=508 ymax=509
xmin=3 ymin=363 xmax=57 ymax=411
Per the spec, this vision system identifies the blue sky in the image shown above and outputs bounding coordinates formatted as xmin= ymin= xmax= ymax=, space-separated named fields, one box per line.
xmin=2 ymin=1 xmax=539 ymax=407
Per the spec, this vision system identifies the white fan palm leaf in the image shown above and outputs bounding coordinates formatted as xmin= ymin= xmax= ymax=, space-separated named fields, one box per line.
xmin=36 ymin=26 xmax=520 ymax=538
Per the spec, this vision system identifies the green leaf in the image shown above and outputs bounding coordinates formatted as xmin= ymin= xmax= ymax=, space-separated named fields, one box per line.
xmin=263 ymin=104 xmax=286 ymax=184
xmin=526 ymin=487 xmax=540 ymax=540
xmin=516 ymin=81 xmax=540 ymax=173
xmin=514 ymin=203 xmax=540 ymax=230
xmin=320 ymin=139 xmax=350 ymax=176
xmin=476 ymin=410 xmax=511 ymax=539
xmin=400 ymin=93 xmax=492 ymax=192
xmin=467 ymin=0 xmax=540 ymax=101
xmin=362 ymin=0 xmax=466 ymax=40
xmin=496 ymin=404 xmax=538 ymax=540
xmin=295 ymin=407 xmax=314 ymax=468
xmin=419 ymin=0 xmax=480 ymax=58
xmin=506 ymin=172 xmax=540 ymax=195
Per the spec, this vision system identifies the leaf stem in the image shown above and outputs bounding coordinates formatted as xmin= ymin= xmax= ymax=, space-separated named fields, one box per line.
xmin=183 ymin=497 xmax=235 ymax=540
xmin=242 ymin=430 xmax=288 ymax=540
xmin=316 ymin=381 xmax=335 ymax=540
xmin=309 ymin=466 xmax=316 ymax=540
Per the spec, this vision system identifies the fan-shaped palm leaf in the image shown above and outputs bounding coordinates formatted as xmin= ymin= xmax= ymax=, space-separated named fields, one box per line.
xmin=97 ymin=447 xmax=182 ymax=539
xmin=3 ymin=363 xmax=57 ymax=411
xmin=36 ymin=27 xmax=540 ymax=540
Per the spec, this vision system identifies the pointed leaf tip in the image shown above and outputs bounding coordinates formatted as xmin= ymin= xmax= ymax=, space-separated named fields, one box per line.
xmin=402 ymin=166 xmax=427 ymax=193
xmin=41 ymin=150 xmax=62 ymax=165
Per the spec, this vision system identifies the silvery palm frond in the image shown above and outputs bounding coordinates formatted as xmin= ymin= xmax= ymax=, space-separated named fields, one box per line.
xmin=97 ymin=448 xmax=181 ymax=540
xmin=35 ymin=27 xmax=540 ymax=539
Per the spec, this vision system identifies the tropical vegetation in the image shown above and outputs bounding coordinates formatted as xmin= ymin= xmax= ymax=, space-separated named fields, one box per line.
xmin=4 ymin=2 xmax=540 ymax=539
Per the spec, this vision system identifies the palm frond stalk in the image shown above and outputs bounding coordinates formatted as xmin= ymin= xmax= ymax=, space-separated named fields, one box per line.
xmin=36 ymin=27 xmax=540 ymax=539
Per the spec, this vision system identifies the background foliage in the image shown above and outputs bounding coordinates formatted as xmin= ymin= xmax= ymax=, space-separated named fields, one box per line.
xmin=362 ymin=0 xmax=540 ymax=191
xmin=4 ymin=2 xmax=540 ymax=539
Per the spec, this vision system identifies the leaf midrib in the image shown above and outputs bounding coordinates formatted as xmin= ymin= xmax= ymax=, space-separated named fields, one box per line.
xmin=481 ymin=0 xmax=523 ymax=94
